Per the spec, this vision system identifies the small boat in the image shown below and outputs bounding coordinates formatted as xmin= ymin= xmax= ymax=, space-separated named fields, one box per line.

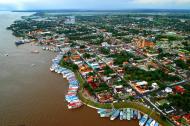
xmin=50 ymin=67 xmax=54 ymax=72
xmin=139 ymin=114 xmax=148 ymax=126
xmin=127 ymin=108 xmax=131 ymax=120
xmin=100 ymin=111 xmax=113 ymax=118
xmin=98 ymin=109 xmax=106 ymax=114
xmin=138 ymin=111 xmax=141 ymax=120
xmin=68 ymin=102 xmax=82 ymax=109
xmin=31 ymin=50 xmax=39 ymax=53
xmin=120 ymin=110 xmax=123 ymax=120
xmin=150 ymin=120 xmax=156 ymax=126
xmin=110 ymin=110 xmax=120 ymax=120
xmin=145 ymin=118 xmax=153 ymax=126
xmin=42 ymin=47 xmax=46 ymax=50
xmin=15 ymin=40 xmax=24 ymax=46
xmin=131 ymin=109 xmax=134 ymax=119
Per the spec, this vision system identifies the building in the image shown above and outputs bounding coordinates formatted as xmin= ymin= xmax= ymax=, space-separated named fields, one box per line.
xmin=174 ymin=86 xmax=185 ymax=94
xmin=133 ymin=37 xmax=155 ymax=48
xmin=65 ymin=16 xmax=76 ymax=24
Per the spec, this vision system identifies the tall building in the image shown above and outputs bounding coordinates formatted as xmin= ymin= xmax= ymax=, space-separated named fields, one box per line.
xmin=65 ymin=16 xmax=75 ymax=24
xmin=133 ymin=37 xmax=155 ymax=48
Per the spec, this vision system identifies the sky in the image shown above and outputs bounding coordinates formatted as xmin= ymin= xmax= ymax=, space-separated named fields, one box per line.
xmin=0 ymin=0 xmax=190 ymax=10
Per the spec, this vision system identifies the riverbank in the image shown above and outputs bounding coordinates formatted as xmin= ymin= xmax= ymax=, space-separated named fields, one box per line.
xmin=59 ymin=58 xmax=172 ymax=126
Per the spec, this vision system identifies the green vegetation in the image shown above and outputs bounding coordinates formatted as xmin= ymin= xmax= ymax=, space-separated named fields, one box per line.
xmin=103 ymin=66 xmax=114 ymax=75
xmin=109 ymin=51 xmax=141 ymax=66
xmin=168 ymin=92 xmax=190 ymax=112
xmin=175 ymin=59 xmax=189 ymax=69
xmin=124 ymin=66 xmax=181 ymax=88
xmin=83 ymin=53 xmax=91 ymax=59
xmin=156 ymin=34 xmax=183 ymax=41
xmin=94 ymin=83 xmax=110 ymax=92
xmin=157 ymin=53 xmax=175 ymax=59
xmin=59 ymin=59 xmax=79 ymax=71
xmin=100 ymin=47 xmax=110 ymax=55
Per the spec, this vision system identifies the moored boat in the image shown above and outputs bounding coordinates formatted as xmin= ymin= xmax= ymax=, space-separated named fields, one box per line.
xmin=133 ymin=110 xmax=138 ymax=119
xmin=120 ymin=110 xmax=123 ymax=120
xmin=131 ymin=109 xmax=134 ymax=119
xmin=139 ymin=114 xmax=148 ymax=126
xmin=154 ymin=122 xmax=159 ymax=126
xmin=150 ymin=120 xmax=156 ymax=126
xmin=123 ymin=109 xmax=127 ymax=120
xmin=138 ymin=111 xmax=141 ymax=120
xmin=15 ymin=40 xmax=24 ymax=46
xmin=127 ymin=108 xmax=131 ymax=120
xmin=145 ymin=118 xmax=153 ymax=126
xmin=110 ymin=110 xmax=120 ymax=120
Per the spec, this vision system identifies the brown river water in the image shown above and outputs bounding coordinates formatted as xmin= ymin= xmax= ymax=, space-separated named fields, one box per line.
xmin=0 ymin=11 xmax=138 ymax=126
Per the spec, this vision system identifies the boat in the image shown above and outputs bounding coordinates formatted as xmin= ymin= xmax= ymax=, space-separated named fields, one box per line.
xmin=150 ymin=120 xmax=156 ymax=126
xmin=139 ymin=114 xmax=148 ymax=126
xmin=100 ymin=111 xmax=113 ymax=118
xmin=31 ymin=50 xmax=39 ymax=54
xmin=99 ymin=109 xmax=113 ymax=117
xmin=50 ymin=67 xmax=55 ymax=72
xmin=120 ymin=110 xmax=123 ymax=120
xmin=123 ymin=109 xmax=127 ymax=120
xmin=154 ymin=122 xmax=159 ymax=126
xmin=138 ymin=111 xmax=141 ymax=120
xmin=15 ymin=40 xmax=24 ymax=46
xmin=42 ymin=47 xmax=46 ymax=50
xmin=145 ymin=118 xmax=153 ymax=126
xmin=127 ymin=108 xmax=131 ymax=120
xmin=131 ymin=109 xmax=134 ymax=119
xmin=98 ymin=109 xmax=106 ymax=114
xmin=134 ymin=110 xmax=138 ymax=119
xmin=68 ymin=102 xmax=82 ymax=109
xmin=110 ymin=110 xmax=120 ymax=120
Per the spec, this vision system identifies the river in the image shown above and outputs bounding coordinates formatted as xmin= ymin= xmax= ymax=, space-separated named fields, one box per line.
xmin=0 ymin=11 xmax=138 ymax=126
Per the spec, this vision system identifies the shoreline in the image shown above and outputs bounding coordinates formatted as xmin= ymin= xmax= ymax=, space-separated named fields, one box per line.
xmin=54 ymin=53 xmax=172 ymax=126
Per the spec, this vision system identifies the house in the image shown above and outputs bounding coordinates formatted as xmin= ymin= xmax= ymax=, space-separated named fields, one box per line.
xmin=101 ymin=42 xmax=110 ymax=48
xmin=165 ymin=87 xmax=173 ymax=93
xmin=113 ymin=85 xmax=124 ymax=94
xmin=174 ymin=86 xmax=185 ymax=94
xmin=183 ymin=114 xmax=190 ymax=124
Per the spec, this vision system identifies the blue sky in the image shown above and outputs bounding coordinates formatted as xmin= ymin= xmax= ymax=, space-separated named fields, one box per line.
xmin=0 ymin=0 xmax=190 ymax=10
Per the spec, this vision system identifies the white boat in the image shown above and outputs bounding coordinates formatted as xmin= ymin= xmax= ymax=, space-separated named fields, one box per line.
xmin=138 ymin=111 xmax=141 ymax=120
xmin=127 ymin=108 xmax=131 ymax=120
xmin=50 ymin=67 xmax=55 ymax=72
xmin=150 ymin=120 xmax=156 ymax=126
xmin=120 ymin=110 xmax=123 ymax=120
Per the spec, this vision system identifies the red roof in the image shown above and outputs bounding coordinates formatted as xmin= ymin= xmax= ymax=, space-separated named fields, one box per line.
xmin=175 ymin=86 xmax=185 ymax=93
xmin=183 ymin=114 xmax=190 ymax=120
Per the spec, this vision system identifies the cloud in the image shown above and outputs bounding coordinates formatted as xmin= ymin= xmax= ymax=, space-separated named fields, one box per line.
xmin=131 ymin=0 xmax=190 ymax=5
xmin=0 ymin=0 xmax=190 ymax=10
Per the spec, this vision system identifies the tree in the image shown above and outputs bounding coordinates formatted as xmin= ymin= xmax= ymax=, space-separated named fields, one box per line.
xmin=175 ymin=59 xmax=188 ymax=69
xmin=83 ymin=53 xmax=91 ymax=59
